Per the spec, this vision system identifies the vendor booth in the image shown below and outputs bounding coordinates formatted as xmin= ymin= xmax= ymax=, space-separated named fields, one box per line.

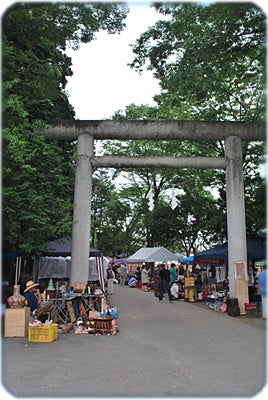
xmin=34 ymin=238 xmax=108 ymax=324
xmin=194 ymin=239 xmax=266 ymax=265
xmin=4 ymin=239 xmax=119 ymax=338
xmin=127 ymin=247 xmax=178 ymax=289
xmin=193 ymin=239 xmax=266 ymax=313
xmin=40 ymin=238 xmax=106 ymax=290
xmin=194 ymin=239 xmax=266 ymax=286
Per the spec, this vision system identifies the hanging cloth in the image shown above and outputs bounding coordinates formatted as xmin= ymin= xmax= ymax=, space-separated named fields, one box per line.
xmin=96 ymin=257 xmax=105 ymax=293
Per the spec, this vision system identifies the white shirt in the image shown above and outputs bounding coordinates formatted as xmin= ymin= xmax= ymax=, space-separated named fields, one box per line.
xmin=170 ymin=283 xmax=179 ymax=298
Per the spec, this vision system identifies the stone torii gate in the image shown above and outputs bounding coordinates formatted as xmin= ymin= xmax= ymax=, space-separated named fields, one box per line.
xmin=36 ymin=120 xmax=264 ymax=312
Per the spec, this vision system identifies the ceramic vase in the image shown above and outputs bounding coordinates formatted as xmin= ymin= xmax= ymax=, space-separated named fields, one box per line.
xmin=7 ymin=285 xmax=25 ymax=309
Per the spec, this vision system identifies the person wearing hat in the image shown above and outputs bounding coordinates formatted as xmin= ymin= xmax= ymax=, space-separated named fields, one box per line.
xmin=24 ymin=280 xmax=58 ymax=323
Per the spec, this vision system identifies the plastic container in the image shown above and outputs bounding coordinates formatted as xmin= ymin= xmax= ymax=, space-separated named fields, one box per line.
xmin=28 ymin=323 xmax=58 ymax=342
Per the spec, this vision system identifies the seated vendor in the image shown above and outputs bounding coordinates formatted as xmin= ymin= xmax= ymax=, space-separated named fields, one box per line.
xmin=170 ymin=281 xmax=184 ymax=300
xmin=128 ymin=276 xmax=137 ymax=288
xmin=24 ymin=280 xmax=58 ymax=323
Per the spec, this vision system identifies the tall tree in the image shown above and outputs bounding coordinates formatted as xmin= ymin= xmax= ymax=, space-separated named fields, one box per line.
xmin=131 ymin=2 xmax=265 ymax=122
xmin=91 ymin=171 xmax=133 ymax=258
xmin=2 ymin=3 xmax=128 ymax=256
xmin=101 ymin=104 xmax=221 ymax=254
xmin=127 ymin=3 xmax=266 ymax=244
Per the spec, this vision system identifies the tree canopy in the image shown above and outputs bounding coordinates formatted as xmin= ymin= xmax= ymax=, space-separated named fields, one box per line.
xmin=131 ymin=2 xmax=265 ymax=122
xmin=3 ymin=2 xmax=265 ymax=259
xmin=2 ymin=2 xmax=128 ymax=256
xmin=102 ymin=2 xmax=266 ymax=254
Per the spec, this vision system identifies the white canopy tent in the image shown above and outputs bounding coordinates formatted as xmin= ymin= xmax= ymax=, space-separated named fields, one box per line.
xmin=127 ymin=247 xmax=178 ymax=263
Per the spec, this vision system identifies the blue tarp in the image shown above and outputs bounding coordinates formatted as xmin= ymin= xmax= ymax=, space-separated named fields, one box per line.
xmin=194 ymin=239 xmax=266 ymax=263
xmin=179 ymin=256 xmax=194 ymax=264
xmin=3 ymin=253 xmax=17 ymax=261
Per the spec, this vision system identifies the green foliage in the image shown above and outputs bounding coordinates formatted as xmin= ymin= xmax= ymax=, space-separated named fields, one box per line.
xmin=115 ymin=3 xmax=266 ymax=251
xmin=3 ymin=129 xmax=76 ymax=255
xmin=102 ymin=104 xmax=222 ymax=254
xmin=91 ymin=171 xmax=133 ymax=258
xmin=131 ymin=3 xmax=266 ymax=122
xmin=3 ymin=3 xmax=128 ymax=256
xmin=100 ymin=3 xmax=266 ymax=253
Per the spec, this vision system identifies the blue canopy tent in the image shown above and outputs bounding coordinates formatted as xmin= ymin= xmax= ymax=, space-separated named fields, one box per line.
xmin=179 ymin=256 xmax=194 ymax=264
xmin=194 ymin=239 xmax=266 ymax=264
xmin=3 ymin=253 xmax=17 ymax=262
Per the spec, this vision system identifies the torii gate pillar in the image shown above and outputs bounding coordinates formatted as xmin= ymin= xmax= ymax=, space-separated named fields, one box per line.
xmin=71 ymin=134 xmax=93 ymax=284
xmin=225 ymin=135 xmax=248 ymax=310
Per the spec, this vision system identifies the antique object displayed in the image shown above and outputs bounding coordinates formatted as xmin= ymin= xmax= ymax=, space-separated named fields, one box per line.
xmin=7 ymin=285 xmax=25 ymax=309
xmin=46 ymin=277 xmax=55 ymax=299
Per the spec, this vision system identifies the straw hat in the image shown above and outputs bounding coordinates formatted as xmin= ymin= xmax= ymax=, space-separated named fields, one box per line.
xmin=24 ymin=280 xmax=39 ymax=292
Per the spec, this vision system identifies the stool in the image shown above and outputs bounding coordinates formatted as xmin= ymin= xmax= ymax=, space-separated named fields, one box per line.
xmin=244 ymin=303 xmax=260 ymax=317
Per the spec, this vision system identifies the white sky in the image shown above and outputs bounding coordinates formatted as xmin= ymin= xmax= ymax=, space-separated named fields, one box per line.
xmin=65 ymin=3 xmax=161 ymax=120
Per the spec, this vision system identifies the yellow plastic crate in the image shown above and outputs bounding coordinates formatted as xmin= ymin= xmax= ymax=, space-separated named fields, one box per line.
xmin=28 ymin=324 xmax=58 ymax=342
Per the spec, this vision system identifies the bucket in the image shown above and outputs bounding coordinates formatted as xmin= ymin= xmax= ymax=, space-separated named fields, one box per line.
xmin=188 ymin=289 xmax=196 ymax=302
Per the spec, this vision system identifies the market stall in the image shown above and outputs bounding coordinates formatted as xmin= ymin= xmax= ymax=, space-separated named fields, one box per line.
xmin=127 ymin=247 xmax=178 ymax=289
xmin=38 ymin=238 xmax=107 ymax=291
xmin=193 ymin=239 xmax=266 ymax=314
xmin=194 ymin=239 xmax=266 ymax=267
xmin=4 ymin=239 xmax=119 ymax=339
xmin=194 ymin=239 xmax=266 ymax=288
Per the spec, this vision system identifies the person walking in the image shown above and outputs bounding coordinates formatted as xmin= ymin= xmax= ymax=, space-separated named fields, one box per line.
xmin=153 ymin=264 xmax=161 ymax=297
xmin=106 ymin=265 xmax=115 ymax=295
xmin=120 ymin=263 xmax=127 ymax=286
xmin=158 ymin=264 xmax=173 ymax=303
xmin=258 ymin=266 xmax=267 ymax=318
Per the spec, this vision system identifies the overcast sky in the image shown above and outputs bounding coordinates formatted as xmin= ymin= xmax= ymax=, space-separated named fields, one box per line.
xmin=65 ymin=2 xmax=161 ymax=120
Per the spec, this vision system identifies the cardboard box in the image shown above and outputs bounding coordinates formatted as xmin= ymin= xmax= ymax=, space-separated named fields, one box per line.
xmin=88 ymin=310 xmax=99 ymax=318
xmin=184 ymin=277 xmax=195 ymax=287
xmin=4 ymin=307 xmax=31 ymax=337
xmin=74 ymin=280 xmax=86 ymax=295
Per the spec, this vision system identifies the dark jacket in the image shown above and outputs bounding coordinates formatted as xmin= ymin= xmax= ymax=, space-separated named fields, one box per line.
xmin=159 ymin=268 xmax=170 ymax=282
